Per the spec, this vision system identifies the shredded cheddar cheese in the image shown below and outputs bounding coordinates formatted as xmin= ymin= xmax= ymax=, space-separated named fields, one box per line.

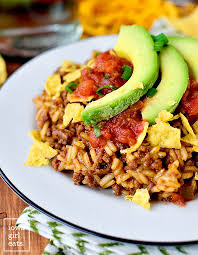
xmin=78 ymin=0 xmax=180 ymax=36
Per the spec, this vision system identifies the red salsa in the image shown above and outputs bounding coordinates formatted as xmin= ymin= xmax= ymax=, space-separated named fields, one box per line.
xmin=89 ymin=101 xmax=145 ymax=148
xmin=72 ymin=50 xmax=133 ymax=99
xmin=179 ymin=78 xmax=198 ymax=123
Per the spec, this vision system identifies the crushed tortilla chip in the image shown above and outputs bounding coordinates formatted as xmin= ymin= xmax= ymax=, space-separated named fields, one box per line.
xmin=35 ymin=141 xmax=57 ymax=158
xmin=63 ymin=103 xmax=84 ymax=127
xmin=132 ymin=81 xmax=144 ymax=90
xmin=180 ymin=113 xmax=196 ymax=137
xmin=181 ymin=134 xmax=198 ymax=146
xmin=67 ymin=94 xmax=94 ymax=104
xmin=170 ymin=114 xmax=180 ymax=121
xmin=193 ymin=146 xmax=198 ymax=152
xmin=195 ymin=172 xmax=198 ymax=180
xmin=85 ymin=58 xmax=95 ymax=68
xmin=193 ymin=120 xmax=198 ymax=134
xmin=121 ymin=122 xmax=149 ymax=154
xmin=125 ymin=188 xmax=150 ymax=210
xmin=45 ymin=74 xmax=64 ymax=98
xmin=63 ymin=69 xmax=81 ymax=83
xmin=147 ymin=122 xmax=181 ymax=149
xmin=24 ymin=143 xmax=49 ymax=166
xmin=155 ymin=110 xmax=173 ymax=123
xmin=25 ymin=131 xmax=57 ymax=167
xmin=60 ymin=60 xmax=81 ymax=73
xmin=29 ymin=130 xmax=42 ymax=142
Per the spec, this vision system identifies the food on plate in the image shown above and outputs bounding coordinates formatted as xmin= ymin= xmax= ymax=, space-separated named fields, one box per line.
xmin=82 ymin=25 xmax=159 ymax=125
xmin=26 ymin=25 xmax=198 ymax=209
xmin=142 ymin=45 xmax=189 ymax=124
xmin=168 ymin=36 xmax=198 ymax=82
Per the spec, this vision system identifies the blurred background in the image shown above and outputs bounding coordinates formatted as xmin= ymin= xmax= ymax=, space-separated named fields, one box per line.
xmin=0 ymin=0 xmax=198 ymax=82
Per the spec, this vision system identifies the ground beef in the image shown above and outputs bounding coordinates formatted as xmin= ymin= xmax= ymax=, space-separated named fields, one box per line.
xmin=112 ymin=184 xmax=122 ymax=196
xmin=37 ymin=111 xmax=49 ymax=129
xmin=51 ymin=156 xmax=60 ymax=171
xmin=52 ymin=127 xmax=74 ymax=145
xmin=73 ymin=172 xmax=84 ymax=185
xmin=76 ymin=123 xmax=85 ymax=136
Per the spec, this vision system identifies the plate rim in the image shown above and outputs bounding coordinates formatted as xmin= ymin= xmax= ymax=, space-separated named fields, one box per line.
xmin=1 ymin=167 xmax=198 ymax=246
xmin=1 ymin=35 xmax=198 ymax=246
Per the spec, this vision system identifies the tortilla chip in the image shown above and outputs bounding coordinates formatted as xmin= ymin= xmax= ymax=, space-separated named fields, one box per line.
xmin=67 ymin=94 xmax=94 ymax=104
xmin=29 ymin=130 xmax=42 ymax=142
xmin=86 ymin=58 xmax=95 ymax=68
xmin=24 ymin=143 xmax=49 ymax=166
xmin=193 ymin=120 xmax=198 ymax=134
xmin=180 ymin=113 xmax=196 ymax=137
xmin=121 ymin=122 xmax=149 ymax=154
xmin=63 ymin=103 xmax=84 ymax=127
xmin=147 ymin=122 xmax=181 ymax=149
xmin=45 ymin=74 xmax=63 ymax=98
xmin=181 ymin=134 xmax=198 ymax=146
xmin=25 ymin=134 xmax=57 ymax=167
xmin=63 ymin=69 xmax=81 ymax=83
xmin=155 ymin=110 xmax=173 ymax=123
xmin=195 ymin=172 xmax=198 ymax=180
xmin=60 ymin=60 xmax=81 ymax=73
xmin=193 ymin=146 xmax=198 ymax=152
xmin=125 ymin=188 xmax=150 ymax=210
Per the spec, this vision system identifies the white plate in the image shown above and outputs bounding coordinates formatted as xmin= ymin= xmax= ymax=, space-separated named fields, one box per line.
xmin=0 ymin=35 xmax=198 ymax=245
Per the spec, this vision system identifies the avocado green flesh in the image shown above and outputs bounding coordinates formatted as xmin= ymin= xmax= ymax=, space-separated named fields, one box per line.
xmin=142 ymin=45 xmax=189 ymax=124
xmin=81 ymin=25 xmax=159 ymax=125
xmin=168 ymin=36 xmax=198 ymax=82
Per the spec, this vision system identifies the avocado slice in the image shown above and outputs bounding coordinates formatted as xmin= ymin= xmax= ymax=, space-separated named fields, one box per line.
xmin=81 ymin=25 xmax=159 ymax=125
xmin=168 ymin=36 xmax=198 ymax=81
xmin=142 ymin=45 xmax=189 ymax=124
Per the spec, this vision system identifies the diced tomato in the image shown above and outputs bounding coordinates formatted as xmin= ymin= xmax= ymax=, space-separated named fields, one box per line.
xmin=75 ymin=80 xmax=96 ymax=97
xmin=72 ymin=51 xmax=133 ymax=99
xmin=179 ymin=78 xmax=198 ymax=122
xmin=89 ymin=101 xmax=145 ymax=148
xmin=89 ymin=129 xmax=108 ymax=148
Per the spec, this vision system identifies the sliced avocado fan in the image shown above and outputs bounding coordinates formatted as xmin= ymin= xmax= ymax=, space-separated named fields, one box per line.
xmin=168 ymin=36 xmax=198 ymax=82
xmin=81 ymin=25 xmax=159 ymax=126
xmin=142 ymin=45 xmax=189 ymax=124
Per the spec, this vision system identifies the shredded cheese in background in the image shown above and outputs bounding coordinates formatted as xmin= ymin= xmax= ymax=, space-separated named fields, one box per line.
xmin=78 ymin=0 xmax=181 ymax=36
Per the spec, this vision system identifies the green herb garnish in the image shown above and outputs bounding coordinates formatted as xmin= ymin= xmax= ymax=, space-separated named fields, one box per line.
xmin=95 ymin=52 xmax=100 ymax=57
xmin=103 ymin=73 xmax=110 ymax=79
xmin=152 ymin=33 xmax=168 ymax=52
xmin=147 ymin=88 xmax=157 ymax=97
xmin=94 ymin=125 xmax=102 ymax=138
xmin=96 ymin=85 xmax=117 ymax=96
xmin=65 ymin=82 xmax=78 ymax=94
xmin=121 ymin=65 xmax=132 ymax=80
